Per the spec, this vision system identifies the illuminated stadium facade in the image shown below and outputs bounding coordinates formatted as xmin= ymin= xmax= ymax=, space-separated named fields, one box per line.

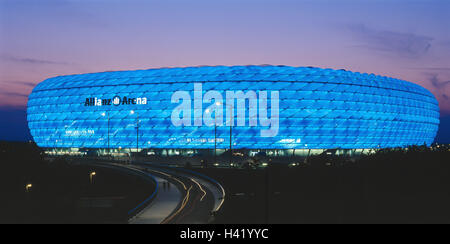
xmin=27 ymin=65 xmax=439 ymax=156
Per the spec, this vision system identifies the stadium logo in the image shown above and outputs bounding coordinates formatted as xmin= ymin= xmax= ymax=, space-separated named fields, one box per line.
xmin=171 ymin=83 xmax=279 ymax=137
xmin=84 ymin=96 xmax=147 ymax=106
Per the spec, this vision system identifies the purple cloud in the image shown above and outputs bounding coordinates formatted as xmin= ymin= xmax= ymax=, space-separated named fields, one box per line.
xmin=0 ymin=54 xmax=70 ymax=65
xmin=348 ymin=24 xmax=433 ymax=58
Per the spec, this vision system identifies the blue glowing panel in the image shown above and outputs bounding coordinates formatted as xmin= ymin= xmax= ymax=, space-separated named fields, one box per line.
xmin=27 ymin=65 xmax=440 ymax=149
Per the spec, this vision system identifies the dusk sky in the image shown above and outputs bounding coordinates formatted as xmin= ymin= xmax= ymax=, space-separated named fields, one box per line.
xmin=0 ymin=0 xmax=449 ymax=142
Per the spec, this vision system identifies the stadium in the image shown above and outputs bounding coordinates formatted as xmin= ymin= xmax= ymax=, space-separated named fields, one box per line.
xmin=27 ymin=65 xmax=440 ymax=157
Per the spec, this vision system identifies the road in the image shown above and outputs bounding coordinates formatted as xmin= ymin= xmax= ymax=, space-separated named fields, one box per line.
xmin=129 ymin=174 xmax=181 ymax=224
xmin=128 ymin=164 xmax=225 ymax=224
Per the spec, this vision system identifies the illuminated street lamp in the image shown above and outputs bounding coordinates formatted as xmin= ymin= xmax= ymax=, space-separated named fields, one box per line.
xmin=25 ymin=183 xmax=32 ymax=192
xmin=89 ymin=171 xmax=96 ymax=184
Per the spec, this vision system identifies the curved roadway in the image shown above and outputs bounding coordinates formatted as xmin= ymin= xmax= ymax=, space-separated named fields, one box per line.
xmin=127 ymin=163 xmax=225 ymax=224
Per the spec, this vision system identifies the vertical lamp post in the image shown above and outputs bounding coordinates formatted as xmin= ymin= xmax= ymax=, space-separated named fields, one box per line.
xmin=89 ymin=171 xmax=96 ymax=184
xmin=229 ymin=105 xmax=232 ymax=167
xmin=130 ymin=110 xmax=139 ymax=158
xmin=205 ymin=108 xmax=216 ymax=167
xmin=137 ymin=113 xmax=139 ymax=153
xmin=215 ymin=102 xmax=233 ymax=167
xmin=214 ymin=111 xmax=217 ymax=167
xmin=101 ymin=112 xmax=110 ymax=157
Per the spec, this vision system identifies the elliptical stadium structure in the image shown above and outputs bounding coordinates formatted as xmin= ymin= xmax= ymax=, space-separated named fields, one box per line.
xmin=27 ymin=65 xmax=440 ymax=157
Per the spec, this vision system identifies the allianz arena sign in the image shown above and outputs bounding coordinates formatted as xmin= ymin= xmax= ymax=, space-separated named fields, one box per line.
xmin=84 ymin=96 xmax=148 ymax=106
xmin=83 ymin=83 xmax=280 ymax=137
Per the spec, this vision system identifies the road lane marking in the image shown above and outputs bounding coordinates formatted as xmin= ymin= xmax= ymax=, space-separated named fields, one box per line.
xmin=191 ymin=177 xmax=207 ymax=201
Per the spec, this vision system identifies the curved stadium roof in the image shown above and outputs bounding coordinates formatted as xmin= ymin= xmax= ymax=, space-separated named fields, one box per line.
xmin=34 ymin=65 xmax=435 ymax=98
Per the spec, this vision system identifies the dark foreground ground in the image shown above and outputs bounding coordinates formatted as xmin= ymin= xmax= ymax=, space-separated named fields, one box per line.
xmin=1 ymin=141 xmax=450 ymax=223
xmin=0 ymin=141 xmax=156 ymax=223
xmin=196 ymin=146 xmax=450 ymax=224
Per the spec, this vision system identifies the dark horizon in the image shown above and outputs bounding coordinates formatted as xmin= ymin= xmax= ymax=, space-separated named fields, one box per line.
xmin=1 ymin=106 xmax=449 ymax=144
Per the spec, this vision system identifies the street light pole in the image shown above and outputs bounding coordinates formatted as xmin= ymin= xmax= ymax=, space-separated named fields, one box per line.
xmin=89 ymin=172 xmax=96 ymax=184
xmin=137 ymin=112 xmax=139 ymax=153
xmin=130 ymin=110 xmax=139 ymax=154
xmin=102 ymin=112 xmax=110 ymax=157
xmin=214 ymin=119 xmax=217 ymax=167
xmin=107 ymin=111 xmax=110 ymax=157
xmin=229 ymin=106 xmax=232 ymax=167
xmin=216 ymin=102 xmax=233 ymax=167
xmin=205 ymin=108 xmax=215 ymax=168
